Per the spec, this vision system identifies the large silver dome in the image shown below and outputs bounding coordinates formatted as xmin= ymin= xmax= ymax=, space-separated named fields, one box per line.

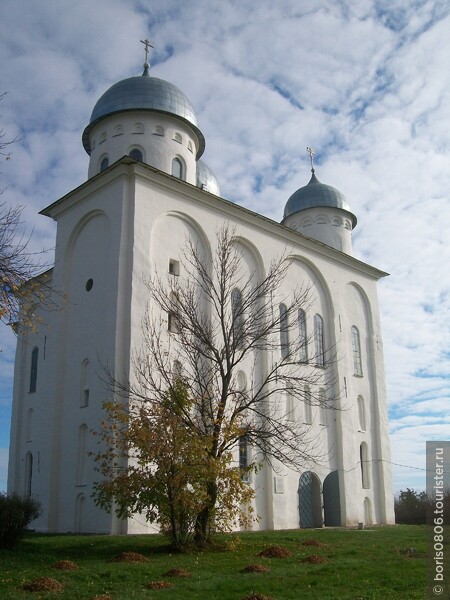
xmin=82 ymin=72 xmax=205 ymax=158
xmin=283 ymin=171 xmax=357 ymax=226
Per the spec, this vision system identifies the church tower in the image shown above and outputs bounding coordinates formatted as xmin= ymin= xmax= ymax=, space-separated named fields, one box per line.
xmin=82 ymin=40 xmax=219 ymax=193
xmin=282 ymin=148 xmax=356 ymax=254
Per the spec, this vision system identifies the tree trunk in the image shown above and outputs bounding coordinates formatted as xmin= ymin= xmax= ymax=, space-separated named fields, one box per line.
xmin=194 ymin=479 xmax=218 ymax=546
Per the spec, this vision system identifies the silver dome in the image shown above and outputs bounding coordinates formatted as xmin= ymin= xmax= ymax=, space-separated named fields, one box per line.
xmin=196 ymin=159 xmax=220 ymax=195
xmin=283 ymin=171 xmax=357 ymax=226
xmin=82 ymin=73 xmax=205 ymax=158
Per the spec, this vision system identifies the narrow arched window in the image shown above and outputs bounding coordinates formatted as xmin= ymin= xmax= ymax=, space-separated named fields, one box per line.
xmin=304 ymin=386 xmax=312 ymax=424
xmin=168 ymin=292 xmax=180 ymax=333
xmin=171 ymin=157 xmax=184 ymax=180
xmin=129 ymin=148 xmax=143 ymax=162
xmin=319 ymin=388 xmax=327 ymax=426
xmin=231 ymin=288 xmax=244 ymax=348
xmin=81 ymin=359 xmax=90 ymax=407
xmin=314 ymin=314 xmax=325 ymax=367
xmin=29 ymin=347 xmax=38 ymax=393
xmin=279 ymin=303 xmax=289 ymax=359
xmin=285 ymin=387 xmax=295 ymax=421
xmin=298 ymin=308 xmax=308 ymax=363
xmin=25 ymin=452 xmax=33 ymax=497
xmin=100 ymin=156 xmax=109 ymax=172
xmin=239 ymin=434 xmax=249 ymax=481
xmin=172 ymin=360 xmax=183 ymax=381
xmin=352 ymin=326 xmax=363 ymax=376
xmin=360 ymin=442 xmax=370 ymax=489
xmin=357 ymin=395 xmax=366 ymax=432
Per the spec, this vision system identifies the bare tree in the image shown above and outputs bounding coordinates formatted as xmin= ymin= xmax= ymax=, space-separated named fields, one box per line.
xmin=98 ymin=225 xmax=339 ymax=545
xmin=0 ymin=202 xmax=52 ymax=329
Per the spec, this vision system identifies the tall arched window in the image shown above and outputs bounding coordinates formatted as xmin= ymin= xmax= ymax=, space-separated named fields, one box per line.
xmin=99 ymin=156 xmax=109 ymax=172
xmin=298 ymin=308 xmax=308 ymax=363
xmin=360 ymin=442 xmax=370 ymax=489
xmin=231 ymin=288 xmax=244 ymax=347
xmin=357 ymin=395 xmax=366 ymax=431
xmin=171 ymin=157 xmax=184 ymax=180
xmin=172 ymin=360 xmax=183 ymax=381
xmin=25 ymin=452 xmax=33 ymax=497
xmin=304 ymin=386 xmax=312 ymax=424
xmin=351 ymin=326 xmax=363 ymax=376
xmin=314 ymin=314 xmax=325 ymax=367
xmin=285 ymin=387 xmax=295 ymax=421
xmin=168 ymin=292 xmax=180 ymax=333
xmin=80 ymin=359 xmax=90 ymax=407
xmin=319 ymin=388 xmax=327 ymax=426
xmin=239 ymin=434 xmax=249 ymax=481
xmin=129 ymin=148 xmax=143 ymax=162
xmin=279 ymin=303 xmax=289 ymax=358
xmin=29 ymin=347 xmax=38 ymax=393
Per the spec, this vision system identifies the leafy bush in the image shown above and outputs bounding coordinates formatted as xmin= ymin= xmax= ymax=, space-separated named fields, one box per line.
xmin=0 ymin=493 xmax=41 ymax=549
xmin=395 ymin=487 xmax=450 ymax=525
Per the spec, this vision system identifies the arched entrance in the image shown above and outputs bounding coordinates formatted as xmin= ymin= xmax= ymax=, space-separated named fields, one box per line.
xmin=323 ymin=470 xmax=341 ymax=526
xmin=298 ymin=471 xmax=323 ymax=528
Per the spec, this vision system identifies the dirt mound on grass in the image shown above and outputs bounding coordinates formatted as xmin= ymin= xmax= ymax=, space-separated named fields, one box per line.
xmin=258 ymin=545 xmax=292 ymax=558
xmin=241 ymin=563 xmax=271 ymax=573
xmin=146 ymin=580 xmax=173 ymax=589
xmin=242 ymin=593 xmax=275 ymax=600
xmin=52 ymin=559 xmax=79 ymax=571
xmin=22 ymin=577 xmax=64 ymax=592
xmin=110 ymin=551 xmax=149 ymax=563
xmin=162 ymin=567 xmax=192 ymax=577
xmin=301 ymin=554 xmax=328 ymax=564
xmin=90 ymin=596 xmax=113 ymax=600
xmin=301 ymin=539 xmax=327 ymax=548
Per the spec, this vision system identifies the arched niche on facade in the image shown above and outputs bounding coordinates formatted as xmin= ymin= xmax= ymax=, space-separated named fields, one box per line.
xmin=230 ymin=235 xmax=265 ymax=288
xmin=149 ymin=212 xmax=211 ymax=323
xmin=286 ymin=256 xmax=335 ymax=356
xmin=64 ymin=210 xmax=111 ymax=297
xmin=345 ymin=282 xmax=374 ymax=389
xmin=149 ymin=212 xmax=211 ymax=276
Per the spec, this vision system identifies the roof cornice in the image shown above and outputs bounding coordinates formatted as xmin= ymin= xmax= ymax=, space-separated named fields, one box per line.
xmin=40 ymin=156 xmax=388 ymax=281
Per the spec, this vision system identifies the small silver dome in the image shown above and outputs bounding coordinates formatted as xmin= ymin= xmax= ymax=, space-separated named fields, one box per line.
xmin=283 ymin=171 xmax=357 ymax=226
xmin=82 ymin=73 xmax=205 ymax=158
xmin=196 ymin=159 xmax=220 ymax=195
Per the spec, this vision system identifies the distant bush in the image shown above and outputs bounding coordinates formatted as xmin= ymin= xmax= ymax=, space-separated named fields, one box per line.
xmin=395 ymin=488 xmax=450 ymax=525
xmin=0 ymin=493 xmax=41 ymax=549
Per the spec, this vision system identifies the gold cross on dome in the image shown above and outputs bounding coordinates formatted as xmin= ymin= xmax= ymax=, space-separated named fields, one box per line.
xmin=140 ymin=38 xmax=153 ymax=63
xmin=306 ymin=146 xmax=315 ymax=172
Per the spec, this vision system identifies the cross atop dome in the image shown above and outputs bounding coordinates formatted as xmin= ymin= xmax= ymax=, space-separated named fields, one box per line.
xmin=140 ymin=37 xmax=153 ymax=76
xmin=306 ymin=146 xmax=315 ymax=173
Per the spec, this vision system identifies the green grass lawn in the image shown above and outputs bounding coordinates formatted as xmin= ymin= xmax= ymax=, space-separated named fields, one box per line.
xmin=0 ymin=525 xmax=427 ymax=599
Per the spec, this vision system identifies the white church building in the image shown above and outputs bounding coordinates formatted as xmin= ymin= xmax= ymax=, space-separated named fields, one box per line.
xmin=7 ymin=48 xmax=395 ymax=534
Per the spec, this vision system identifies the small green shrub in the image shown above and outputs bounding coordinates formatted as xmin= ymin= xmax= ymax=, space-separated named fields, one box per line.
xmin=0 ymin=493 xmax=41 ymax=549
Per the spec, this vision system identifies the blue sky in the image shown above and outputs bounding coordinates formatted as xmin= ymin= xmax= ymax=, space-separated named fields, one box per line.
xmin=0 ymin=0 xmax=449 ymax=494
